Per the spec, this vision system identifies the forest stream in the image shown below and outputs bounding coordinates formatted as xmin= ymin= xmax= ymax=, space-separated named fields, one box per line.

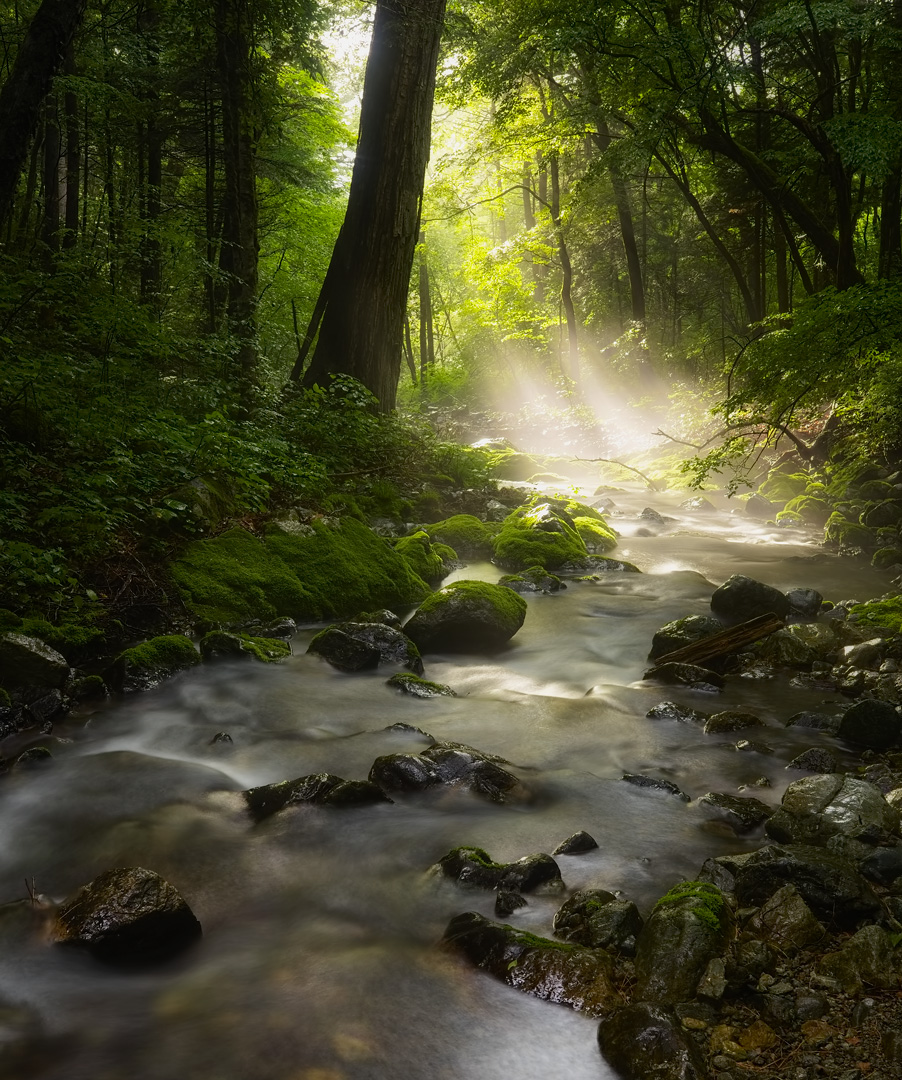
xmin=0 ymin=486 xmax=892 ymax=1080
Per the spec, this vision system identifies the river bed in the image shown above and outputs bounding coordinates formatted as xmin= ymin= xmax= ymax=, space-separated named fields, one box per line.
xmin=0 ymin=487 xmax=891 ymax=1080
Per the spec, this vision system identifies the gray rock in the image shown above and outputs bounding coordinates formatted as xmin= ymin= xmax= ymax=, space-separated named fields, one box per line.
xmin=443 ymin=911 xmax=616 ymax=1017
xmin=817 ymin=925 xmax=902 ymax=992
xmin=859 ymin=845 xmax=902 ymax=886
xmin=745 ymin=884 xmax=825 ymax=953
xmin=786 ymin=710 xmax=841 ymax=735
xmin=786 ymin=588 xmax=824 ymax=618
xmin=368 ymin=753 xmax=440 ymax=793
xmin=745 ymin=494 xmax=775 ymax=518
xmin=704 ymin=710 xmax=761 ymax=734
xmin=837 ymin=698 xmax=902 ymax=749
xmin=307 ymin=622 xmax=422 ymax=673
xmin=553 ymin=889 xmax=643 ymax=954
xmin=495 ymin=891 xmax=527 ymax=916
xmin=386 ymin=673 xmax=455 ymax=698
xmin=243 ymin=772 xmax=390 ymax=821
xmin=646 ymin=701 xmax=708 ymax=724
xmin=841 ymin=638 xmax=886 ymax=670
xmin=598 ymin=1003 xmax=706 ymax=1080
xmin=634 ymin=882 xmax=733 ymax=1004
xmin=640 ymin=507 xmax=668 ymax=526
xmin=552 ymin=831 xmax=598 ymax=855
xmin=642 ymin=663 xmax=724 ymax=692
xmin=698 ymin=792 xmax=773 ymax=832
xmin=681 ymin=497 xmax=717 ymax=513
xmin=649 ymin=615 xmax=723 ymax=661
xmin=53 ymin=867 xmax=202 ymax=963
xmin=420 ymin=743 xmax=525 ymax=803
xmin=0 ymin=633 xmax=68 ymax=690
xmin=788 ymin=748 xmax=839 ymax=773
xmin=622 ymin=773 xmax=690 ymax=801
xmin=710 ymin=575 xmax=791 ymax=623
xmin=765 ymin=774 xmax=899 ymax=847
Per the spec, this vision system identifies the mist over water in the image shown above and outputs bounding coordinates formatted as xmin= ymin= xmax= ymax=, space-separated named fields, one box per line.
xmin=0 ymin=484 xmax=889 ymax=1080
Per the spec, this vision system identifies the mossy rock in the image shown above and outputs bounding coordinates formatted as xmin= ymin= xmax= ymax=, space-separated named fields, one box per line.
xmin=199 ymin=631 xmax=290 ymax=663
xmin=492 ymin=500 xmax=589 ymax=570
xmin=308 ymin=622 xmax=422 ymax=673
xmin=404 ymin=580 xmax=527 ymax=652
xmin=849 ymin=596 xmax=902 ymax=635
xmin=498 ymin=566 xmax=565 ymax=594
xmin=386 ymin=673 xmax=455 ymax=698
xmin=824 ymin=513 xmax=878 ymax=552
xmin=776 ymin=509 xmax=803 ymax=526
xmin=488 ymin=450 xmax=541 ymax=481
xmin=107 ymin=635 xmax=201 ymax=693
xmin=758 ymin=469 xmax=810 ymax=503
xmin=862 ymin=500 xmax=902 ymax=529
xmin=872 ymin=547 xmax=902 ymax=569
xmin=783 ymin=495 xmax=831 ymax=526
xmin=426 ymin=515 xmax=494 ymax=558
xmin=572 ymin=516 xmax=618 ymax=553
xmin=393 ymin=531 xmax=446 ymax=583
xmin=857 ymin=479 xmax=895 ymax=501
xmin=649 ymin=615 xmax=723 ymax=661
xmin=170 ymin=519 xmax=431 ymax=626
xmin=827 ymin=455 xmax=883 ymax=498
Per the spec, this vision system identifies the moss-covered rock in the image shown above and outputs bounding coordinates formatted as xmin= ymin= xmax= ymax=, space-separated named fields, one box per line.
xmin=107 ymin=634 xmax=200 ymax=693
xmin=757 ymin=468 xmax=810 ymax=503
xmin=649 ymin=615 xmax=723 ymax=661
xmin=199 ymin=631 xmax=290 ymax=663
xmin=492 ymin=501 xmax=588 ymax=570
xmin=498 ymin=565 xmax=566 ymax=594
xmin=863 ymin=500 xmax=902 ymax=529
xmin=393 ymin=531 xmax=446 ymax=583
xmin=824 ymin=512 xmax=878 ymax=551
xmin=425 ymin=515 xmax=494 ymax=558
xmin=488 ymin=450 xmax=541 ymax=480
xmin=404 ymin=580 xmax=527 ymax=652
xmin=775 ymin=509 xmax=802 ymax=526
xmin=782 ymin=494 xmax=831 ymax=525
xmin=169 ymin=518 xmax=431 ymax=626
xmin=858 ymin=479 xmax=895 ymax=501
xmin=308 ymin=621 xmax=423 ymax=673
xmin=573 ymin=516 xmax=618 ymax=553
xmin=873 ymin=547 xmax=902 ymax=570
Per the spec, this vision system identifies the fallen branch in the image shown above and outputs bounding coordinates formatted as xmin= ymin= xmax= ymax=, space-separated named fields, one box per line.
xmin=653 ymin=612 xmax=785 ymax=667
xmin=572 ymin=457 xmax=664 ymax=490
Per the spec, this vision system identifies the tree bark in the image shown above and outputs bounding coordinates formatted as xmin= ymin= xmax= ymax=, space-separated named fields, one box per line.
xmin=549 ymin=154 xmax=579 ymax=381
xmin=63 ymin=44 xmax=78 ymax=248
xmin=0 ymin=0 xmax=87 ymax=229
xmin=296 ymin=0 xmax=447 ymax=410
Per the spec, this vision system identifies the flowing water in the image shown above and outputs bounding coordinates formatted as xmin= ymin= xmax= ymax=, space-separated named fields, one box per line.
xmin=0 ymin=488 xmax=892 ymax=1080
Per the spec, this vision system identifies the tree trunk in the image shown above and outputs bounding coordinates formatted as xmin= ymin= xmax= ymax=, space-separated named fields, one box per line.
xmin=879 ymin=165 xmax=902 ymax=279
xmin=549 ymin=154 xmax=579 ymax=381
xmin=41 ymin=93 xmax=60 ymax=256
xmin=63 ymin=45 xmax=78 ymax=248
xmin=216 ymin=0 xmax=259 ymax=414
xmin=418 ymin=230 xmax=434 ymax=383
xmin=296 ymin=0 xmax=447 ymax=410
xmin=139 ymin=0 xmax=162 ymax=306
xmin=0 ymin=0 xmax=87 ymax=229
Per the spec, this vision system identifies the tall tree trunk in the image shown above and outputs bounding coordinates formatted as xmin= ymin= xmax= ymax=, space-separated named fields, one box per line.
xmin=418 ymin=230 xmax=434 ymax=383
xmin=216 ymin=0 xmax=259 ymax=414
xmin=139 ymin=0 xmax=163 ymax=306
xmin=0 ymin=0 xmax=87 ymax=228
xmin=295 ymin=0 xmax=447 ymax=409
xmin=62 ymin=45 xmax=78 ymax=248
xmin=41 ymin=93 xmax=61 ymax=257
xmin=879 ymin=165 xmax=902 ymax=279
xmin=549 ymin=154 xmax=579 ymax=381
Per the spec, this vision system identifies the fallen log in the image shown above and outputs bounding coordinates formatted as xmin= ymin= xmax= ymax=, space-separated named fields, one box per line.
xmin=653 ymin=612 xmax=785 ymax=667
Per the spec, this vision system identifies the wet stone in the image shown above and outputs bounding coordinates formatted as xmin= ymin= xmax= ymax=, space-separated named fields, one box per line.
xmin=622 ymin=773 xmax=690 ymax=801
xmin=598 ymin=1002 xmax=707 ymax=1080
xmin=552 ymin=830 xmax=598 ymax=855
xmin=649 ymin=614 xmax=723 ymax=661
xmin=786 ymin=588 xmax=824 ymax=618
xmin=643 ymin=663 xmax=724 ymax=692
xmin=788 ymin=747 xmax=839 ymax=773
xmin=710 ymin=575 xmax=791 ymax=623
xmin=495 ymin=891 xmax=527 ymax=917
xmin=243 ymin=772 xmax=345 ymax=821
xmin=745 ymin=884 xmax=825 ymax=954
xmin=368 ymin=753 xmax=440 ymax=793
xmin=209 ymin=731 xmax=232 ymax=744
xmin=646 ymin=700 xmax=708 ymax=724
xmin=704 ymin=711 xmax=761 ymax=735
xmin=837 ymin=698 xmax=902 ymax=749
xmin=735 ymin=740 xmax=774 ymax=754
xmin=697 ymin=792 xmax=773 ymax=832
xmin=553 ymin=888 xmax=643 ymax=955
xmin=786 ymin=710 xmax=841 ymax=735
xmin=859 ymin=845 xmax=902 ymax=886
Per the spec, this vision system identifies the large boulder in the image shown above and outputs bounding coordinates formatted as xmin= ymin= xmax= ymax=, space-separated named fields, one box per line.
xmin=307 ymin=621 xmax=423 ymax=673
xmin=492 ymin=499 xmax=611 ymax=570
xmin=634 ymin=882 xmax=733 ymax=1004
xmin=598 ymin=1003 xmax=706 ymax=1080
xmin=199 ymin=631 xmax=290 ymax=663
xmin=370 ymin=742 xmax=525 ymax=803
xmin=710 ymin=575 xmax=790 ymax=624
xmin=649 ymin=615 xmax=723 ymax=661
xmin=404 ymin=580 xmax=526 ymax=652
xmin=553 ymin=889 xmax=643 ymax=955
xmin=745 ymin=884 xmax=825 ymax=954
xmin=442 ymin=911 xmax=617 ymax=1017
xmin=837 ymin=698 xmax=902 ymax=750
xmin=106 ymin=635 xmax=201 ymax=693
xmin=425 ymin=515 xmax=494 ymax=558
xmin=434 ymin=846 xmax=562 ymax=892
xmin=765 ymin=774 xmax=899 ymax=847
xmin=0 ymin=633 xmax=68 ymax=690
xmin=53 ymin=867 xmax=202 ymax=963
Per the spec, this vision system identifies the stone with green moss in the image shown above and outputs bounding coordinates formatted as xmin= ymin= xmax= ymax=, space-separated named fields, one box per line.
xmin=783 ymin=494 xmax=831 ymax=525
xmin=393 ymin=531 xmax=446 ymax=583
xmin=200 ymin=631 xmax=290 ymax=663
xmin=0 ymin=633 xmax=69 ymax=690
xmin=492 ymin=501 xmax=588 ymax=570
xmin=387 ymin=673 xmax=455 ymax=698
xmin=649 ymin=614 xmax=723 ymax=661
xmin=553 ymin=888 xmax=644 ymax=954
xmin=824 ymin=513 xmax=878 ymax=552
xmin=487 ymin=450 xmax=541 ymax=480
xmin=776 ymin=509 xmax=803 ymax=526
xmin=863 ymin=500 xmax=902 ymax=529
xmin=308 ymin=622 xmax=422 ymax=673
xmin=872 ymin=547 xmax=902 ymax=570
xmin=634 ymin=880 xmax=733 ymax=1004
xmin=425 ymin=515 xmax=494 ymax=557
xmin=170 ymin=518 xmax=431 ymax=626
xmin=757 ymin=468 xmax=810 ymax=503
xmin=858 ymin=479 xmax=895 ymax=501
xmin=106 ymin=634 xmax=200 ymax=694
xmin=404 ymin=580 xmax=527 ymax=652
xmin=498 ymin=565 xmax=565 ymax=594
xmin=850 ymin=596 xmax=902 ymax=635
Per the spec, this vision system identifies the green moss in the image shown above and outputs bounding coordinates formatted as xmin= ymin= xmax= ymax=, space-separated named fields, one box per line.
xmin=504 ymin=926 xmax=578 ymax=953
xmin=543 ymin=497 xmax=607 ymax=524
xmin=757 ymin=469 xmax=810 ymax=502
xmin=487 ymin=450 xmax=541 ymax=481
xmin=387 ymin=672 xmax=456 ymax=696
xmin=0 ymin=687 xmax=10 ymax=708
xmin=200 ymin=630 xmax=291 ymax=662
xmin=18 ymin=617 xmax=105 ymax=656
xmin=412 ymin=579 xmax=527 ymax=631
xmin=171 ymin=519 xmax=431 ymax=626
xmin=655 ymin=881 xmax=728 ymax=931
xmin=432 ymin=542 xmax=458 ymax=563
xmin=782 ymin=495 xmax=831 ymax=525
xmin=394 ymin=531 xmax=445 ymax=582
xmin=449 ymin=845 xmax=504 ymax=870
xmin=824 ymin=512 xmax=876 ymax=551
xmin=573 ymin=516 xmax=618 ymax=553
xmin=858 ymin=479 xmax=894 ymax=500
xmin=117 ymin=634 xmax=200 ymax=673
xmin=849 ymin=596 xmax=902 ymax=635
xmin=0 ymin=609 xmax=21 ymax=633
xmin=805 ymin=482 xmax=828 ymax=496
xmin=492 ymin=501 xmax=588 ymax=570
xmin=776 ymin=509 xmax=802 ymax=525
xmin=426 ymin=515 xmax=494 ymax=556
xmin=872 ymin=548 xmax=902 ymax=570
